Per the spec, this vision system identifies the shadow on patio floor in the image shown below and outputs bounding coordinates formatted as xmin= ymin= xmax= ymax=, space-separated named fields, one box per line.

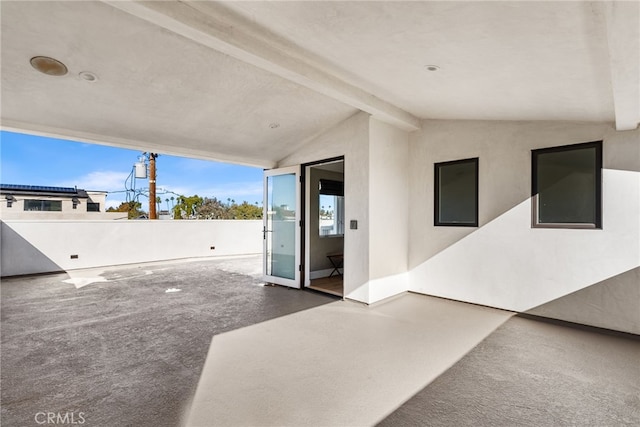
xmin=1 ymin=255 xmax=335 ymax=427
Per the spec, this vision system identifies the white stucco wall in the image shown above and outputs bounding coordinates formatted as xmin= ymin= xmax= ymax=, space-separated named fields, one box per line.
xmin=278 ymin=112 xmax=371 ymax=302
xmin=279 ymin=113 xmax=412 ymax=304
xmin=272 ymin=115 xmax=639 ymax=332
xmin=526 ymin=267 xmax=640 ymax=334
xmin=367 ymin=118 xmax=410 ymax=302
xmin=408 ymin=121 xmax=640 ymax=333
xmin=1 ymin=220 xmax=262 ymax=277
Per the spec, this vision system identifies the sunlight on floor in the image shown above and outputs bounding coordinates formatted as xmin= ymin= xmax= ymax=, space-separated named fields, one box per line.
xmin=186 ymin=293 xmax=513 ymax=426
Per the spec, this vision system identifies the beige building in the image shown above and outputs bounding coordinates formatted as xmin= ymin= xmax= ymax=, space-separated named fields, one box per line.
xmin=0 ymin=184 xmax=126 ymax=220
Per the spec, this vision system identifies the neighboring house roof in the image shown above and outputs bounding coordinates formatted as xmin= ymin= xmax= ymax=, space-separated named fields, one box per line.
xmin=0 ymin=184 xmax=89 ymax=199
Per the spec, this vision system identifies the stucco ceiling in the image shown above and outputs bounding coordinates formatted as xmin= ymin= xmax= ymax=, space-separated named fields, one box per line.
xmin=1 ymin=1 xmax=638 ymax=167
xmin=225 ymin=1 xmax=615 ymax=122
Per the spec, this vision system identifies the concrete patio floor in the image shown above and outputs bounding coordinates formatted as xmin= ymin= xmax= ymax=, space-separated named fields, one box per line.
xmin=2 ymin=255 xmax=639 ymax=426
xmin=185 ymin=292 xmax=512 ymax=426
xmin=380 ymin=315 xmax=640 ymax=426
xmin=1 ymin=255 xmax=336 ymax=426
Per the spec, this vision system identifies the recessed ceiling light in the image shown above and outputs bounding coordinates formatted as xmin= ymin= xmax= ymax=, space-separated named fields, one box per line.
xmin=30 ymin=56 xmax=68 ymax=76
xmin=424 ymin=65 xmax=440 ymax=72
xmin=79 ymin=71 xmax=98 ymax=82
xmin=269 ymin=123 xmax=280 ymax=129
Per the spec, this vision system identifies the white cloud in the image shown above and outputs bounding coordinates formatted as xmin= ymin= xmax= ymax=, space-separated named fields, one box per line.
xmin=57 ymin=171 xmax=134 ymax=209
xmin=57 ymin=171 xmax=130 ymax=192
xmin=205 ymin=182 xmax=263 ymax=198
xmin=103 ymin=197 xmax=126 ymax=210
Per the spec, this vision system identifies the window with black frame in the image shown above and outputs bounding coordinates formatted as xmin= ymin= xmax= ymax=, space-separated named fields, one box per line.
xmin=532 ymin=141 xmax=602 ymax=229
xmin=87 ymin=202 xmax=100 ymax=212
xmin=319 ymin=179 xmax=344 ymax=237
xmin=23 ymin=199 xmax=62 ymax=211
xmin=434 ymin=158 xmax=478 ymax=227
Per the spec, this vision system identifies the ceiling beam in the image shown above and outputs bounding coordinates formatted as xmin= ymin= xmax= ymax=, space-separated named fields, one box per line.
xmin=1 ymin=120 xmax=276 ymax=169
xmin=103 ymin=0 xmax=420 ymax=132
xmin=602 ymin=1 xmax=640 ymax=131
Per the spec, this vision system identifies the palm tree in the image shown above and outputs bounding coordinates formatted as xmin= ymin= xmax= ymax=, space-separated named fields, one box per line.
xmin=155 ymin=196 xmax=162 ymax=213
xmin=165 ymin=198 xmax=170 ymax=211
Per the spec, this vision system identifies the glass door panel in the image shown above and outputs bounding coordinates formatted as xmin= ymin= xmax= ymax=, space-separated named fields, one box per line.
xmin=263 ymin=166 xmax=300 ymax=287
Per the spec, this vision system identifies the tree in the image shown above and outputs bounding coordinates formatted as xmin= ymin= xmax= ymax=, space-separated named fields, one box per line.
xmin=165 ymin=198 xmax=170 ymax=211
xmin=155 ymin=196 xmax=162 ymax=214
xmin=173 ymin=195 xmax=203 ymax=219
xmin=193 ymin=198 xmax=263 ymax=219
xmin=196 ymin=197 xmax=229 ymax=219
xmin=107 ymin=201 xmax=146 ymax=219
xmin=172 ymin=195 xmax=262 ymax=220
xmin=229 ymin=201 xmax=262 ymax=219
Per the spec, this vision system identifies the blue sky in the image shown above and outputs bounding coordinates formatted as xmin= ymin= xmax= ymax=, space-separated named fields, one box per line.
xmin=0 ymin=131 xmax=263 ymax=210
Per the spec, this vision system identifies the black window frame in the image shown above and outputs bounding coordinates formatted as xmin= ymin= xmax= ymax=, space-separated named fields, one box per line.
xmin=23 ymin=199 xmax=62 ymax=212
xmin=434 ymin=157 xmax=479 ymax=227
xmin=531 ymin=140 xmax=602 ymax=229
xmin=87 ymin=202 xmax=100 ymax=212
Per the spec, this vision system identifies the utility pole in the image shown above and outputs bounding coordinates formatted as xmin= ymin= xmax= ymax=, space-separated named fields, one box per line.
xmin=149 ymin=153 xmax=158 ymax=219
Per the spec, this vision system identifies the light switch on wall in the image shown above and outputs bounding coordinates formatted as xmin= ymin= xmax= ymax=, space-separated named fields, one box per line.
xmin=350 ymin=220 xmax=358 ymax=230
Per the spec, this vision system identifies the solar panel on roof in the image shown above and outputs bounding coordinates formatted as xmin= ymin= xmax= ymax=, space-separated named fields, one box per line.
xmin=0 ymin=184 xmax=77 ymax=193
xmin=33 ymin=185 xmax=76 ymax=193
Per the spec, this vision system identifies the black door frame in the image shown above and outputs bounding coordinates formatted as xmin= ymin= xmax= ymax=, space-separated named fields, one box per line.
xmin=299 ymin=156 xmax=345 ymax=289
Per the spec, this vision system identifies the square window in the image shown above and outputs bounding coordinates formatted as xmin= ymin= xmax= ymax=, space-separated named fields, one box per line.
xmin=435 ymin=158 xmax=478 ymax=227
xmin=87 ymin=202 xmax=100 ymax=212
xmin=532 ymin=141 xmax=602 ymax=229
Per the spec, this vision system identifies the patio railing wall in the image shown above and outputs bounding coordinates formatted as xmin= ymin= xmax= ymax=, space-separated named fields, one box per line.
xmin=0 ymin=220 xmax=263 ymax=277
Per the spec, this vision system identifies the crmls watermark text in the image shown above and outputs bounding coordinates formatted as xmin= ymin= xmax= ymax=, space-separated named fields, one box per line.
xmin=34 ymin=412 xmax=86 ymax=424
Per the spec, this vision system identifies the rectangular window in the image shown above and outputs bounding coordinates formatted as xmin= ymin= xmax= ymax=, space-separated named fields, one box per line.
xmin=87 ymin=202 xmax=100 ymax=212
xmin=532 ymin=141 xmax=602 ymax=229
xmin=23 ymin=199 xmax=62 ymax=211
xmin=319 ymin=179 xmax=345 ymax=237
xmin=435 ymin=158 xmax=478 ymax=227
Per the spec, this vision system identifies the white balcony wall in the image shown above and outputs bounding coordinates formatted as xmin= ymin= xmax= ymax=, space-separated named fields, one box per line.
xmin=1 ymin=220 xmax=262 ymax=277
